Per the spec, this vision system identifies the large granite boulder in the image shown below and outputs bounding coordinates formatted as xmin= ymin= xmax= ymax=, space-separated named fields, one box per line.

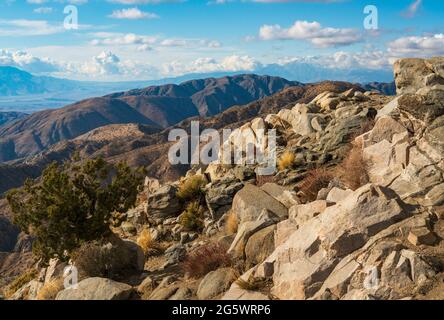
xmin=56 ymin=277 xmax=133 ymax=300
xmin=147 ymin=184 xmax=181 ymax=218
xmin=197 ymin=267 xmax=238 ymax=300
xmin=257 ymin=184 xmax=411 ymax=300
xmin=232 ymin=184 xmax=288 ymax=225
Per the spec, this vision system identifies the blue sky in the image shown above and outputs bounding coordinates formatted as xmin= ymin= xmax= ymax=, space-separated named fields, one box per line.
xmin=0 ymin=0 xmax=442 ymax=81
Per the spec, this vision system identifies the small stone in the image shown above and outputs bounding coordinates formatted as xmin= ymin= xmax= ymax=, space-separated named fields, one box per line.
xmin=137 ymin=276 xmax=154 ymax=294
xmin=407 ymin=227 xmax=437 ymax=246
xmin=180 ymin=232 xmax=189 ymax=244
xmin=121 ymin=221 xmax=137 ymax=235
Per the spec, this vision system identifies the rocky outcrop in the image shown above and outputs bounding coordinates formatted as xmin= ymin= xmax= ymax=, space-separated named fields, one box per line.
xmin=223 ymin=57 xmax=444 ymax=301
xmin=146 ymin=184 xmax=181 ymax=218
xmin=232 ymin=184 xmax=288 ymax=225
xmin=197 ymin=267 xmax=238 ymax=300
xmin=56 ymin=277 xmax=134 ymax=300
xmin=4 ymin=57 xmax=444 ymax=301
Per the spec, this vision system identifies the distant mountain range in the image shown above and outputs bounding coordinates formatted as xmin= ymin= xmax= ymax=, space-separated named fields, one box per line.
xmin=0 ymin=74 xmax=297 ymax=162
xmin=0 ymin=80 xmax=362 ymax=194
xmin=0 ymin=111 xmax=27 ymax=126
xmin=0 ymin=64 xmax=394 ymax=113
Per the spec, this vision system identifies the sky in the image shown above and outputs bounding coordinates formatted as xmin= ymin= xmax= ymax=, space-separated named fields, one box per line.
xmin=0 ymin=0 xmax=442 ymax=81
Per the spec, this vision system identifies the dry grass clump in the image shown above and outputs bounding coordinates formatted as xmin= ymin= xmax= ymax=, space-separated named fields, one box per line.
xmin=335 ymin=143 xmax=369 ymax=190
xmin=181 ymin=242 xmax=232 ymax=278
xmin=136 ymin=191 xmax=148 ymax=207
xmin=176 ymin=175 xmax=207 ymax=202
xmin=137 ymin=228 xmax=153 ymax=256
xmin=179 ymin=201 xmax=205 ymax=232
xmin=236 ymin=276 xmax=270 ymax=292
xmin=225 ymin=211 xmax=238 ymax=235
xmin=277 ymin=151 xmax=296 ymax=171
xmin=36 ymin=278 xmax=64 ymax=300
xmin=72 ymin=238 xmax=131 ymax=280
xmin=299 ymin=168 xmax=333 ymax=201
xmin=4 ymin=269 xmax=38 ymax=299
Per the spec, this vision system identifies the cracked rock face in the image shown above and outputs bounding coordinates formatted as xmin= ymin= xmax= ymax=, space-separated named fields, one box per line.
xmin=223 ymin=57 xmax=444 ymax=301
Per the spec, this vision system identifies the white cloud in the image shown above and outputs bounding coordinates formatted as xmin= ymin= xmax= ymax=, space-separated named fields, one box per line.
xmin=162 ymin=55 xmax=260 ymax=76
xmin=0 ymin=49 xmax=59 ymax=73
xmin=107 ymin=0 xmax=184 ymax=4
xmin=89 ymin=32 xmax=221 ymax=51
xmin=283 ymin=51 xmax=391 ymax=70
xmin=90 ymin=32 xmax=158 ymax=46
xmin=33 ymin=7 xmax=53 ymax=14
xmin=387 ymin=33 xmax=444 ymax=57
xmin=258 ymin=20 xmax=361 ymax=47
xmin=109 ymin=8 xmax=159 ymax=20
xmin=401 ymin=0 xmax=422 ymax=18
xmin=0 ymin=19 xmax=63 ymax=36
xmin=27 ymin=0 xmax=48 ymax=4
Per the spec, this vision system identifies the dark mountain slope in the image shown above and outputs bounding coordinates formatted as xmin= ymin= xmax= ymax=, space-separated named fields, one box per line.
xmin=0 ymin=97 xmax=158 ymax=161
xmin=108 ymin=74 xmax=299 ymax=119
xmin=0 ymin=112 xmax=28 ymax=127
xmin=0 ymin=74 xmax=296 ymax=162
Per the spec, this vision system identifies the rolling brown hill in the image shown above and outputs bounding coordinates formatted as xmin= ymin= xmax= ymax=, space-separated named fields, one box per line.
xmin=0 ymin=80 xmax=362 ymax=194
xmin=0 ymin=74 xmax=297 ymax=163
xmin=0 ymin=97 xmax=160 ymax=162
xmin=107 ymin=74 xmax=299 ymax=118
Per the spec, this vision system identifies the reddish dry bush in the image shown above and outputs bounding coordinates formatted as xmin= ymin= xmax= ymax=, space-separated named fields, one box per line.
xmin=181 ymin=242 xmax=232 ymax=278
xmin=299 ymin=168 xmax=333 ymax=202
xmin=336 ymin=143 xmax=369 ymax=190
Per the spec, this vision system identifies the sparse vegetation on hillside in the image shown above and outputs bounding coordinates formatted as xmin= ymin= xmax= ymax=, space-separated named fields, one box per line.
xmin=299 ymin=168 xmax=333 ymax=201
xmin=72 ymin=236 xmax=132 ymax=280
xmin=176 ymin=175 xmax=207 ymax=202
xmin=6 ymin=158 xmax=145 ymax=262
xmin=179 ymin=201 xmax=205 ymax=232
xmin=336 ymin=143 xmax=369 ymax=190
xmin=278 ymin=151 xmax=296 ymax=171
xmin=236 ymin=276 xmax=270 ymax=292
xmin=137 ymin=228 xmax=153 ymax=256
xmin=181 ymin=242 xmax=232 ymax=278
xmin=225 ymin=211 xmax=238 ymax=235
xmin=3 ymin=269 xmax=38 ymax=299
xmin=36 ymin=278 xmax=64 ymax=300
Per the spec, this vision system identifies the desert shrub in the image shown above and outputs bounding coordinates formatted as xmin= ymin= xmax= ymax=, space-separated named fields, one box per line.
xmin=176 ymin=175 xmax=207 ymax=202
xmin=7 ymin=158 xmax=145 ymax=262
xmin=71 ymin=236 xmax=132 ymax=280
xmin=181 ymin=242 xmax=232 ymax=278
xmin=179 ymin=201 xmax=205 ymax=232
xmin=277 ymin=151 xmax=296 ymax=171
xmin=299 ymin=168 xmax=333 ymax=202
xmin=137 ymin=228 xmax=153 ymax=256
xmin=225 ymin=211 xmax=238 ymax=235
xmin=4 ymin=269 xmax=38 ymax=298
xmin=236 ymin=276 xmax=270 ymax=292
xmin=36 ymin=278 xmax=64 ymax=300
xmin=335 ymin=143 xmax=369 ymax=190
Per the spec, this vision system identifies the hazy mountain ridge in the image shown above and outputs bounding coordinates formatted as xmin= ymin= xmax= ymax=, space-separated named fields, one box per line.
xmin=0 ymin=80 xmax=362 ymax=194
xmin=0 ymin=64 xmax=393 ymax=113
xmin=0 ymin=74 xmax=296 ymax=162
xmin=0 ymin=112 xmax=28 ymax=127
